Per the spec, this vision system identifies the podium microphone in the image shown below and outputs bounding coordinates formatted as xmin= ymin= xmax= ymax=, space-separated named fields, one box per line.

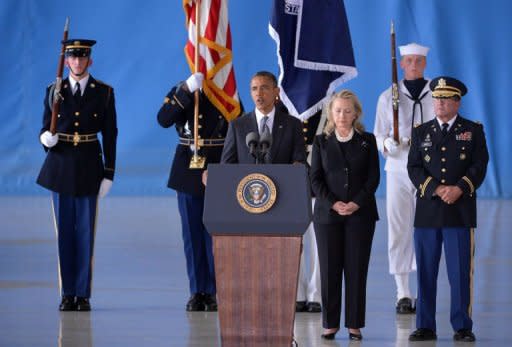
xmin=246 ymin=132 xmax=260 ymax=162
xmin=259 ymin=130 xmax=272 ymax=164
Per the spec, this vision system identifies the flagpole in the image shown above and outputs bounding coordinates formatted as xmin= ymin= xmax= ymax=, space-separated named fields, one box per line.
xmin=190 ymin=0 xmax=206 ymax=169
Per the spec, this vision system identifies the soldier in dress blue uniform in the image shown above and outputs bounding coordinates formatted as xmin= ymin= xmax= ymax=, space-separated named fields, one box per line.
xmin=407 ymin=77 xmax=488 ymax=342
xmin=37 ymin=39 xmax=118 ymax=311
xmin=157 ymin=73 xmax=241 ymax=311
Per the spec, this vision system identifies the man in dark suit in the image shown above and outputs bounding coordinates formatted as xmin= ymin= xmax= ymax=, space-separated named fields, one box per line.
xmin=157 ymin=72 xmax=241 ymax=311
xmin=407 ymin=77 xmax=489 ymax=342
xmin=37 ymin=39 xmax=118 ymax=311
xmin=220 ymin=71 xmax=306 ymax=164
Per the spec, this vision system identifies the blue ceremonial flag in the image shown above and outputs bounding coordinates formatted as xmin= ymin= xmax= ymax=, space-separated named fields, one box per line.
xmin=269 ymin=0 xmax=357 ymax=120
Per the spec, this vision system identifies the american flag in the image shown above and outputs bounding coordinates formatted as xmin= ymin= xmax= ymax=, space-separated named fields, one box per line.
xmin=183 ymin=0 xmax=241 ymax=121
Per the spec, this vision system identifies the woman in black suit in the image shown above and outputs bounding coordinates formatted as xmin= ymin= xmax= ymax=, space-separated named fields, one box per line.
xmin=310 ymin=90 xmax=380 ymax=341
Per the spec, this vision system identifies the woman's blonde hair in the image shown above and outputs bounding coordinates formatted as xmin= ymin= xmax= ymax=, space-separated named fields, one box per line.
xmin=323 ymin=89 xmax=365 ymax=136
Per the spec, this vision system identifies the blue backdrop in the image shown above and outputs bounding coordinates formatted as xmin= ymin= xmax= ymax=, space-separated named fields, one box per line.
xmin=1 ymin=0 xmax=510 ymax=197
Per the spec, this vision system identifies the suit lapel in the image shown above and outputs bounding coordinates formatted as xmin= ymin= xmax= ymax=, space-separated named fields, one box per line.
xmin=326 ymin=133 xmax=347 ymax=169
xmin=270 ymin=111 xmax=285 ymax=162
xmin=248 ymin=111 xmax=259 ymax=133
xmin=81 ymin=75 xmax=95 ymax=106
xmin=61 ymin=77 xmax=74 ymax=106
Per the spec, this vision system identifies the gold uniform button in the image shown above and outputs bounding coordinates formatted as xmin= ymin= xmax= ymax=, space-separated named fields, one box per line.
xmin=75 ymin=112 xmax=80 ymax=116
xmin=441 ymin=146 xmax=446 ymax=151
xmin=93 ymin=113 xmax=98 ymax=118
xmin=198 ymin=125 xmax=202 ymax=129
xmin=441 ymin=168 xmax=446 ymax=172
xmin=462 ymin=146 xmax=465 ymax=150
xmin=441 ymin=179 xmax=446 ymax=183
xmin=218 ymin=115 xmax=223 ymax=119
xmin=199 ymin=114 xmax=203 ymax=119
xmin=197 ymin=135 xmax=201 ymax=139
xmin=303 ymin=128 xmax=308 ymax=133
xmin=441 ymin=158 xmax=446 ymax=162
xmin=304 ymin=136 xmax=308 ymax=141
xmin=57 ymin=114 xmax=61 ymax=118
xmin=304 ymin=120 xmax=309 ymax=124
xmin=74 ymin=122 xmax=79 ymax=127
xmin=171 ymin=100 xmax=176 ymax=105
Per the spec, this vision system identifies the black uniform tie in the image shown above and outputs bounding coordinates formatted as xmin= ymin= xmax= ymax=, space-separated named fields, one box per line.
xmin=74 ymin=83 xmax=82 ymax=104
xmin=442 ymin=123 xmax=449 ymax=136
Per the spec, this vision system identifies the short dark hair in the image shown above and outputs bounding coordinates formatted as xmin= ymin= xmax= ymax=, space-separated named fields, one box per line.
xmin=252 ymin=71 xmax=278 ymax=87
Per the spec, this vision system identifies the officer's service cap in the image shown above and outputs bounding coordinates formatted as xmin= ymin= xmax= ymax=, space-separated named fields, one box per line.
xmin=399 ymin=42 xmax=429 ymax=57
xmin=63 ymin=39 xmax=96 ymax=57
xmin=430 ymin=76 xmax=467 ymax=99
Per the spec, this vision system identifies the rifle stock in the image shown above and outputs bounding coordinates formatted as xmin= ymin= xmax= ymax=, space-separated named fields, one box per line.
xmin=391 ymin=21 xmax=399 ymax=143
xmin=49 ymin=17 xmax=70 ymax=135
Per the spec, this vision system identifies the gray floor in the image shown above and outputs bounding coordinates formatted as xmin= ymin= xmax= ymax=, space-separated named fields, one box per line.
xmin=0 ymin=197 xmax=510 ymax=346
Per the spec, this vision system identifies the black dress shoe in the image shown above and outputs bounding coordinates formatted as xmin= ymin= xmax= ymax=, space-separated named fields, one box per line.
xmin=409 ymin=328 xmax=437 ymax=341
xmin=306 ymin=301 xmax=322 ymax=313
xmin=321 ymin=331 xmax=337 ymax=340
xmin=76 ymin=297 xmax=91 ymax=311
xmin=59 ymin=296 xmax=76 ymax=311
xmin=203 ymin=294 xmax=218 ymax=311
xmin=295 ymin=301 xmax=307 ymax=312
xmin=396 ymin=297 xmax=415 ymax=314
xmin=186 ymin=293 xmax=205 ymax=311
xmin=454 ymin=329 xmax=476 ymax=342
xmin=349 ymin=332 xmax=363 ymax=341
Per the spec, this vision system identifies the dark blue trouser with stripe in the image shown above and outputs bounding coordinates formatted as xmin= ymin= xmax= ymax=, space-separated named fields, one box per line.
xmin=414 ymin=227 xmax=474 ymax=332
xmin=52 ymin=192 xmax=97 ymax=298
xmin=177 ymin=192 xmax=216 ymax=295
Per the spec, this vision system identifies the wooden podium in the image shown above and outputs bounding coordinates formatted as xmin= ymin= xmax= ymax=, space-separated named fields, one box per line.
xmin=204 ymin=164 xmax=311 ymax=346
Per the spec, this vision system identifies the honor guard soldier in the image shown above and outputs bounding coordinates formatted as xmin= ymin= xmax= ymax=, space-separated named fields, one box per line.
xmin=374 ymin=43 xmax=435 ymax=314
xmin=37 ymin=39 xmax=118 ymax=311
xmin=157 ymin=73 xmax=241 ymax=311
xmin=407 ymin=77 xmax=489 ymax=342
xmin=296 ymin=109 xmax=323 ymax=313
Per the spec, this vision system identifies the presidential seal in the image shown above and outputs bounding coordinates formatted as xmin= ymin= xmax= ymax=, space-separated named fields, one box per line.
xmin=237 ymin=173 xmax=277 ymax=214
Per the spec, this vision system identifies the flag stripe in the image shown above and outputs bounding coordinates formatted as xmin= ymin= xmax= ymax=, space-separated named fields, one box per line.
xmin=183 ymin=0 xmax=240 ymax=121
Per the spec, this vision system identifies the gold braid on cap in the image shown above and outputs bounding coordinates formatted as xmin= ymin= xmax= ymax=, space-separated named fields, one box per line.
xmin=432 ymin=78 xmax=461 ymax=98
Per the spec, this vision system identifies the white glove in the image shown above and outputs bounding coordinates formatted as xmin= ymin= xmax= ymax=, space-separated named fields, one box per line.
xmin=185 ymin=72 xmax=204 ymax=93
xmin=401 ymin=137 xmax=411 ymax=146
xmin=384 ymin=137 xmax=399 ymax=155
xmin=40 ymin=130 xmax=58 ymax=148
xmin=98 ymin=178 xmax=113 ymax=198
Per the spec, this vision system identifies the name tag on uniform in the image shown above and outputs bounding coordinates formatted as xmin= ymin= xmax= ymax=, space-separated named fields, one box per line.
xmin=456 ymin=131 xmax=472 ymax=141
xmin=421 ymin=133 xmax=432 ymax=147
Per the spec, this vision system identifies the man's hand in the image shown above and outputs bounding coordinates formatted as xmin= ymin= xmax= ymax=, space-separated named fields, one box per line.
xmin=384 ymin=137 xmax=399 ymax=155
xmin=98 ymin=179 xmax=113 ymax=198
xmin=434 ymin=184 xmax=448 ymax=197
xmin=439 ymin=185 xmax=463 ymax=205
xmin=202 ymin=170 xmax=208 ymax=186
xmin=40 ymin=131 xmax=58 ymax=148
xmin=185 ymin=72 xmax=204 ymax=93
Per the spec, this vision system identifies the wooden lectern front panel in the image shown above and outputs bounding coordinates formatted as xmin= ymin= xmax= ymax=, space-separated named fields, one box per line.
xmin=213 ymin=235 xmax=302 ymax=344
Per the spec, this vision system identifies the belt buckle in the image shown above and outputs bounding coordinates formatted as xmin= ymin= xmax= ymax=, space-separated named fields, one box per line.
xmin=73 ymin=133 xmax=80 ymax=146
